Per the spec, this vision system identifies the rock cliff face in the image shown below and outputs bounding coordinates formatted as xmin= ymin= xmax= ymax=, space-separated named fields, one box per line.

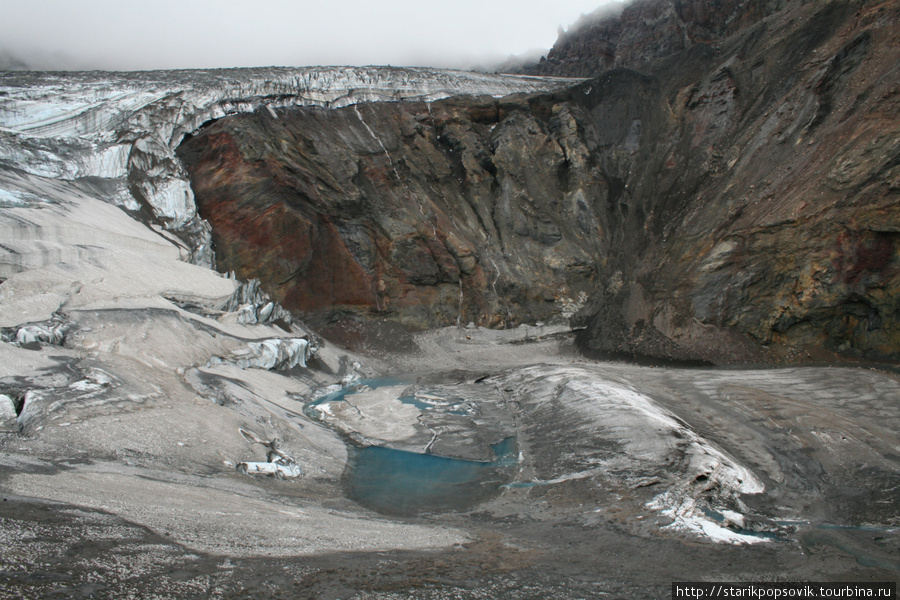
xmin=177 ymin=96 xmax=602 ymax=330
xmin=564 ymin=0 xmax=900 ymax=363
xmin=179 ymin=0 xmax=900 ymax=363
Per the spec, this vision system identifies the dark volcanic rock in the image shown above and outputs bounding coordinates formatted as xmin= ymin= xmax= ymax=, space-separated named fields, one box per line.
xmin=177 ymin=97 xmax=604 ymax=330
xmin=566 ymin=0 xmax=900 ymax=363
xmin=520 ymin=0 xmax=775 ymax=79
xmin=179 ymin=0 xmax=900 ymax=363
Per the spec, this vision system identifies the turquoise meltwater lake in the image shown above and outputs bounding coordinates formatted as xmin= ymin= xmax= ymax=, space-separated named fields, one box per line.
xmin=345 ymin=437 xmax=518 ymax=516
xmin=307 ymin=378 xmax=518 ymax=515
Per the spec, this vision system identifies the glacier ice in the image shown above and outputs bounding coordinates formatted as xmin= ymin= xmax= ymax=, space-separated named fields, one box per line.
xmin=501 ymin=365 xmax=771 ymax=544
xmin=211 ymin=337 xmax=312 ymax=371
xmin=216 ymin=277 xmax=293 ymax=325
xmin=0 ymin=393 xmax=17 ymax=432
xmin=9 ymin=317 xmax=72 ymax=346
xmin=0 ymin=67 xmax=580 ymax=263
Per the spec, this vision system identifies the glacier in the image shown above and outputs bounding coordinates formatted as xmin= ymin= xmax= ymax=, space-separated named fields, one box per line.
xmin=0 ymin=66 xmax=577 ymax=267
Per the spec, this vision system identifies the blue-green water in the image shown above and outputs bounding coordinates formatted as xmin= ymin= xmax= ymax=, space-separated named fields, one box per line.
xmin=700 ymin=507 xmax=782 ymax=541
xmin=307 ymin=379 xmax=518 ymax=515
xmin=305 ymin=378 xmax=403 ymax=413
xmin=346 ymin=438 xmax=518 ymax=516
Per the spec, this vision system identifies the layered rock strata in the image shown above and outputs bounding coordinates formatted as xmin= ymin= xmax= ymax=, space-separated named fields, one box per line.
xmin=561 ymin=0 xmax=900 ymax=362
xmin=177 ymin=96 xmax=602 ymax=329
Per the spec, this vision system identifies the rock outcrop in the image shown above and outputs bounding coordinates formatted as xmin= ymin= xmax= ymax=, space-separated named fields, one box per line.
xmin=181 ymin=0 xmax=900 ymax=363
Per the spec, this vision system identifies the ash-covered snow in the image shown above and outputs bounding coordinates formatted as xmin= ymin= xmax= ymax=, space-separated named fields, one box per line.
xmin=500 ymin=365 xmax=771 ymax=544
xmin=2 ymin=63 xmax=897 ymax=570
xmin=0 ymin=393 xmax=17 ymax=431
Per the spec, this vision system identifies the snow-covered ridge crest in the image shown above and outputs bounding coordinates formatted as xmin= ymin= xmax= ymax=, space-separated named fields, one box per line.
xmin=0 ymin=67 xmax=581 ymax=265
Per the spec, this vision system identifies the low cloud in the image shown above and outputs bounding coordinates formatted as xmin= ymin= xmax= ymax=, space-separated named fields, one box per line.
xmin=0 ymin=0 xmax=623 ymax=71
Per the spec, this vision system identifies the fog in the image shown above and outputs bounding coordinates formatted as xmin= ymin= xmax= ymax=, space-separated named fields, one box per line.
xmin=0 ymin=0 xmax=623 ymax=71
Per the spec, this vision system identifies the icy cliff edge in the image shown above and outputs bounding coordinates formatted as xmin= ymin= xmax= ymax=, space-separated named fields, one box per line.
xmin=0 ymin=67 xmax=579 ymax=266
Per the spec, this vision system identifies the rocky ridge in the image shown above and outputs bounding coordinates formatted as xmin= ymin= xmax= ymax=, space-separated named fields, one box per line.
xmin=520 ymin=0 xmax=775 ymax=79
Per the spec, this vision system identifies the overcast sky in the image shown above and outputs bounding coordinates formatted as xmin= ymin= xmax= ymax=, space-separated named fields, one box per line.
xmin=0 ymin=0 xmax=623 ymax=71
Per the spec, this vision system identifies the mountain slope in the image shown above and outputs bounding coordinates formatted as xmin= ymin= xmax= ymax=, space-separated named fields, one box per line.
xmin=180 ymin=0 xmax=900 ymax=363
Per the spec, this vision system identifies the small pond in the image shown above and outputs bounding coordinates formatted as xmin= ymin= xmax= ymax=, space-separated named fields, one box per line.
xmin=345 ymin=437 xmax=517 ymax=516
xmin=306 ymin=379 xmax=518 ymax=516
